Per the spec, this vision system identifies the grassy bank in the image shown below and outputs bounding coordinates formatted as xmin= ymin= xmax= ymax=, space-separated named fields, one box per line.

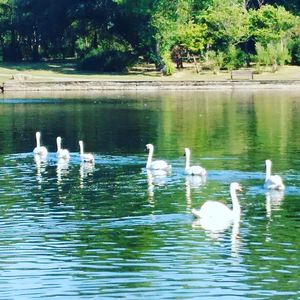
xmin=0 ymin=60 xmax=299 ymax=82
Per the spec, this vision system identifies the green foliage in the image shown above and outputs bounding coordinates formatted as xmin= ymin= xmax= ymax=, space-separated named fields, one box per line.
xmin=177 ymin=21 xmax=207 ymax=53
xmin=290 ymin=39 xmax=300 ymax=65
xmin=78 ymin=42 xmax=137 ymax=72
xmin=249 ymin=5 xmax=298 ymax=46
xmin=255 ymin=43 xmax=270 ymax=69
xmin=205 ymin=50 xmax=225 ymax=73
xmin=161 ymin=52 xmax=176 ymax=75
xmin=150 ymin=0 xmax=191 ymax=54
xmin=204 ymin=45 xmax=247 ymax=72
xmin=223 ymin=45 xmax=247 ymax=70
xmin=275 ymin=44 xmax=291 ymax=66
xmin=255 ymin=42 xmax=291 ymax=72
xmin=0 ymin=0 xmax=299 ymax=72
xmin=75 ymin=37 xmax=91 ymax=58
xmin=200 ymin=0 xmax=250 ymax=51
xmin=289 ymin=24 xmax=300 ymax=65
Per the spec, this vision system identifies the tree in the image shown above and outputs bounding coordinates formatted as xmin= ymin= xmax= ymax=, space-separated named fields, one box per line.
xmin=249 ymin=5 xmax=299 ymax=47
xmin=199 ymin=0 xmax=250 ymax=51
xmin=177 ymin=21 xmax=207 ymax=53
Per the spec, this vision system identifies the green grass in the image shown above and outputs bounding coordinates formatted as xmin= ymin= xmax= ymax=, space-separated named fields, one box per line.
xmin=0 ymin=60 xmax=299 ymax=82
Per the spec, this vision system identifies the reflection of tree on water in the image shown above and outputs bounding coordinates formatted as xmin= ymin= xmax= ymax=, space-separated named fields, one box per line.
xmin=34 ymin=154 xmax=47 ymax=188
xmin=80 ymin=161 xmax=95 ymax=188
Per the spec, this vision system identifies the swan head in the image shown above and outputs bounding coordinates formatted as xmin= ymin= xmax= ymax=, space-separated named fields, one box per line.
xmin=79 ymin=140 xmax=83 ymax=147
xmin=265 ymin=159 xmax=272 ymax=168
xmin=145 ymin=144 xmax=154 ymax=152
xmin=56 ymin=136 xmax=62 ymax=144
xmin=36 ymin=131 xmax=41 ymax=138
xmin=230 ymin=182 xmax=243 ymax=192
xmin=183 ymin=148 xmax=190 ymax=157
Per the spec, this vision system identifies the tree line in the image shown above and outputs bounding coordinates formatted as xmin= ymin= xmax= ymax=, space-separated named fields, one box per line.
xmin=0 ymin=0 xmax=299 ymax=74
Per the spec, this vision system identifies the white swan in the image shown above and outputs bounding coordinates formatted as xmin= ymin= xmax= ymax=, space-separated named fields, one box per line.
xmin=79 ymin=140 xmax=94 ymax=163
xmin=145 ymin=143 xmax=171 ymax=172
xmin=264 ymin=159 xmax=285 ymax=190
xmin=33 ymin=131 xmax=48 ymax=157
xmin=56 ymin=137 xmax=70 ymax=160
xmin=191 ymin=182 xmax=243 ymax=222
xmin=184 ymin=148 xmax=207 ymax=176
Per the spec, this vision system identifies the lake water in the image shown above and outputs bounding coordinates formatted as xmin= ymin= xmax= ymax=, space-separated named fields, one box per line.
xmin=0 ymin=90 xmax=299 ymax=299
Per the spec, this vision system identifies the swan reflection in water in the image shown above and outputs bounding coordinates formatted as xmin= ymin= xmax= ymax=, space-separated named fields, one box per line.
xmin=265 ymin=190 xmax=284 ymax=219
xmin=185 ymin=175 xmax=206 ymax=210
xmin=146 ymin=169 xmax=168 ymax=206
xmin=192 ymin=214 xmax=241 ymax=257
xmin=56 ymin=158 xmax=70 ymax=187
xmin=265 ymin=190 xmax=284 ymax=243
xmin=80 ymin=161 xmax=95 ymax=188
xmin=34 ymin=154 xmax=47 ymax=188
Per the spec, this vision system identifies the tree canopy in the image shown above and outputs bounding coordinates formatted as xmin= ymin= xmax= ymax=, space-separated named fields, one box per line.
xmin=0 ymin=0 xmax=299 ymax=72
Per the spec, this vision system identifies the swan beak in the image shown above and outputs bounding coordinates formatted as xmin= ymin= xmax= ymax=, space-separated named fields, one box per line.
xmin=238 ymin=185 xmax=243 ymax=192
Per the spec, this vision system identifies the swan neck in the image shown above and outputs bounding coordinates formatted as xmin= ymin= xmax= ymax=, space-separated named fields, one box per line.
xmin=146 ymin=147 xmax=153 ymax=168
xmin=79 ymin=142 xmax=84 ymax=155
xmin=185 ymin=151 xmax=190 ymax=170
xmin=57 ymin=139 xmax=61 ymax=151
xmin=266 ymin=162 xmax=271 ymax=180
xmin=230 ymin=187 xmax=241 ymax=217
xmin=36 ymin=133 xmax=41 ymax=148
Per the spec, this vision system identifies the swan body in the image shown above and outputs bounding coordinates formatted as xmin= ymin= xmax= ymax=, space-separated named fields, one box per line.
xmin=264 ymin=159 xmax=285 ymax=190
xmin=56 ymin=137 xmax=70 ymax=160
xmin=33 ymin=131 xmax=48 ymax=157
xmin=192 ymin=182 xmax=242 ymax=222
xmin=145 ymin=144 xmax=171 ymax=172
xmin=184 ymin=148 xmax=207 ymax=176
xmin=79 ymin=140 xmax=94 ymax=163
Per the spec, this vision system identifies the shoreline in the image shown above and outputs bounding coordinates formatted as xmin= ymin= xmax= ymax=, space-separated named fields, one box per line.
xmin=3 ymin=79 xmax=300 ymax=92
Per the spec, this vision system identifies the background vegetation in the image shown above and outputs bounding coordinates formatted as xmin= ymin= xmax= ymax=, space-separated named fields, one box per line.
xmin=0 ymin=0 xmax=299 ymax=74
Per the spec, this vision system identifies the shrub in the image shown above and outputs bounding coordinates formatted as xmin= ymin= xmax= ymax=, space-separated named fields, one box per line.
xmin=255 ymin=42 xmax=291 ymax=72
xmin=161 ymin=52 xmax=176 ymax=75
xmin=205 ymin=50 xmax=225 ymax=73
xmin=223 ymin=45 xmax=248 ymax=71
xmin=290 ymin=38 xmax=300 ymax=65
xmin=78 ymin=43 xmax=137 ymax=72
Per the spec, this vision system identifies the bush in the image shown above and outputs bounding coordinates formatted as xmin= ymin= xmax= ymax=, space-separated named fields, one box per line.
xmin=205 ymin=50 xmax=225 ymax=73
xmin=161 ymin=52 xmax=176 ymax=75
xmin=255 ymin=42 xmax=291 ymax=72
xmin=290 ymin=38 xmax=300 ymax=65
xmin=78 ymin=44 xmax=137 ymax=72
xmin=223 ymin=45 xmax=248 ymax=71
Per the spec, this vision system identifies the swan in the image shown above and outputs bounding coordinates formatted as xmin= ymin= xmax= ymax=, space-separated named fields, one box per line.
xmin=184 ymin=148 xmax=207 ymax=176
xmin=264 ymin=159 xmax=285 ymax=190
xmin=145 ymin=144 xmax=171 ymax=172
xmin=33 ymin=131 xmax=48 ymax=157
xmin=79 ymin=140 xmax=94 ymax=163
xmin=191 ymin=182 xmax=243 ymax=222
xmin=56 ymin=137 xmax=70 ymax=160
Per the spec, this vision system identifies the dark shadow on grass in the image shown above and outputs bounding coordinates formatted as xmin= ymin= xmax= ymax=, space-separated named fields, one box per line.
xmin=0 ymin=59 xmax=161 ymax=78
